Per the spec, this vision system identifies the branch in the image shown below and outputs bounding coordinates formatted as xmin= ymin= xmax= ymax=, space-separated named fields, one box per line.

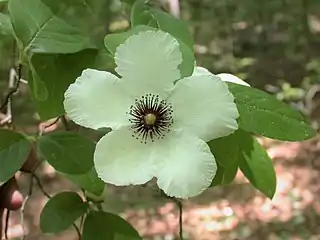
xmin=0 ymin=65 xmax=24 ymax=126
xmin=38 ymin=117 xmax=60 ymax=136
xmin=0 ymin=65 xmax=21 ymax=111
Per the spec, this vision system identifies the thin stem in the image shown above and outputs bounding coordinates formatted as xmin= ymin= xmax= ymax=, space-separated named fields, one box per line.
xmin=158 ymin=190 xmax=184 ymax=240
xmin=4 ymin=209 xmax=10 ymax=239
xmin=73 ymin=223 xmax=82 ymax=240
xmin=177 ymin=200 xmax=183 ymax=240
xmin=21 ymin=161 xmax=44 ymax=240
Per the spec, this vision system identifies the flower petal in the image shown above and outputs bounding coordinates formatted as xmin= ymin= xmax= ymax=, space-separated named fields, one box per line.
xmin=168 ymin=74 xmax=239 ymax=142
xmin=155 ymin=131 xmax=216 ymax=199
xmin=192 ymin=66 xmax=211 ymax=76
xmin=94 ymin=128 xmax=155 ymax=186
xmin=193 ymin=66 xmax=250 ymax=86
xmin=115 ymin=30 xmax=182 ymax=98
xmin=217 ymin=73 xmax=250 ymax=87
xmin=64 ymin=69 xmax=131 ymax=130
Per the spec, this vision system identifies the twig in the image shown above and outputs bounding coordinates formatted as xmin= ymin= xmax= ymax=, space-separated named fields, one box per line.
xmin=73 ymin=223 xmax=82 ymax=240
xmin=0 ymin=64 xmax=22 ymax=111
xmin=19 ymin=79 xmax=28 ymax=85
xmin=0 ymin=68 xmax=16 ymax=125
xmin=38 ymin=117 xmax=60 ymax=136
xmin=32 ymin=174 xmax=51 ymax=199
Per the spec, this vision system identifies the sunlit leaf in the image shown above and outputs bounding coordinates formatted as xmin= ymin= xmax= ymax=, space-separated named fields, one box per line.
xmin=228 ymin=83 xmax=317 ymax=141
xmin=8 ymin=0 xmax=95 ymax=54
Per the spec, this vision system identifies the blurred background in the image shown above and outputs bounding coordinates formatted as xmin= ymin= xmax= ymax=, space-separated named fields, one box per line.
xmin=1 ymin=0 xmax=320 ymax=239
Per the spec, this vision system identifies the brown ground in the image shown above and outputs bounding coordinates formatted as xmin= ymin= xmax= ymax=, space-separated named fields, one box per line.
xmin=3 ymin=135 xmax=320 ymax=240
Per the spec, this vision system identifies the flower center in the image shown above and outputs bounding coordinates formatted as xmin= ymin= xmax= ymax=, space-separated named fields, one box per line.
xmin=128 ymin=94 xmax=173 ymax=143
xmin=144 ymin=113 xmax=157 ymax=126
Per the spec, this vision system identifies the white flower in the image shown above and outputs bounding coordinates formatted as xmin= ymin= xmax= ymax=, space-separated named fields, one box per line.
xmin=64 ymin=30 xmax=244 ymax=199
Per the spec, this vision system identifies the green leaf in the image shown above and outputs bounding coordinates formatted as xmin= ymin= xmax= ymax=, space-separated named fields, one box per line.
xmin=0 ymin=129 xmax=31 ymax=183
xmin=83 ymin=211 xmax=142 ymax=240
xmin=221 ymin=162 xmax=238 ymax=185
xmin=149 ymin=9 xmax=194 ymax=50
xmin=208 ymin=132 xmax=240 ymax=168
xmin=131 ymin=0 xmax=155 ymax=27
xmin=8 ymin=0 xmax=95 ymax=54
xmin=228 ymin=83 xmax=316 ymax=141
xmin=37 ymin=132 xmax=95 ymax=174
xmin=104 ymin=25 xmax=194 ymax=77
xmin=40 ymin=191 xmax=88 ymax=233
xmin=210 ymin=163 xmax=238 ymax=187
xmin=177 ymin=41 xmax=195 ymax=78
xmin=0 ymin=13 xmax=13 ymax=36
xmin=210 ymin=165 xmax=224 ymax=187
xmin=29 ymin=48 xmax=112 ymax=120
xmin=237 ymin=130 xmax=276 ymax=199
xmin=66 ymin=168 xmax=105 ymax=196
xmin=104 ymin=25 xmax=154 ymax=55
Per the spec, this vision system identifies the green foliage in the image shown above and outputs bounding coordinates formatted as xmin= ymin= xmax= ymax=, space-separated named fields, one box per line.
xmin=209 ymin=130 xmax=276 ymax=198
xmin=40 ymin=191 xmax=88 ymax=233
xmin=0 ymin=0 xmax=318 ymax=238
xmin=208 ymin=133 xmax=239 ymax=168
xmin=8 ymin=0 xmax=95 ymax=55
xmin=66 ymin=167 xmax=105 ymax=196
xmin=130 ymin=0 xmax=155 ymax=27
xmin=237 ymin=131 xmax=277 ymax=199
xmin=83 ymin=211 xmax=142 ymax=240
xmin=149 ymin=9 xmax=194 ymax=50
xmin=0 ymin=129 xmax=31 ymax=183
xmin=210 ymin=162 xmax=238 ymax=187
xmin=0 ymin=13 xmax=13 ymax=36
xmin=29 ymin=49 xmax=111 ymax=120
xmin=37 ymin=132 xmax=95 ymax=174
xmin=104 ymin=25 xmax=153 ymax=55
xmin=228 ymin=83 xmax=316 ymax=141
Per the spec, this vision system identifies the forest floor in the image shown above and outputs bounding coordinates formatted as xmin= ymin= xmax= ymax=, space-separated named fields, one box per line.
xmin=3 ymin=133 xmax=320 ymax=240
